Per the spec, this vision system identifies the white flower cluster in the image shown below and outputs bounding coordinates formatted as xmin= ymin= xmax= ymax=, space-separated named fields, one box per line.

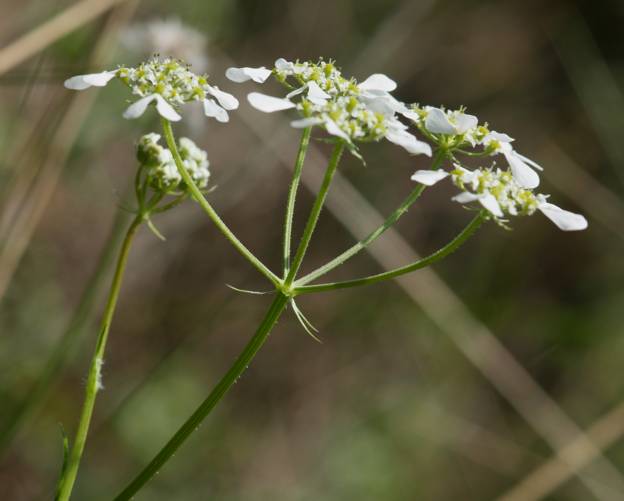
xmin=137 ymin=133 xmax=210 ymax=191
xmin=226 ymin=58 xmax=431 ymax=156
xmin=411 ymin=165 xmax=587 ymax=231
xmin=64 ymin=56 xmax=238 ymax=122
xmin=411 ymin=105 xmax=543 ymax=189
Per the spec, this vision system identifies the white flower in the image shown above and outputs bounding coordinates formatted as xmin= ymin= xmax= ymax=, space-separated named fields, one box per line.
xmin=64 ymin=56 xmax=239 ymax=122
xmin=423 ymin=106 xmax=479 ymax=136
xmin=228 ymin=58 xmax=431 ymax=156
xmin=411 ymin=165 xmax=587 ymax=231
xmin=481 ymin=131 xmax=542 ymax=189
xmin=225 ymin=66 xmax=272 ymax=83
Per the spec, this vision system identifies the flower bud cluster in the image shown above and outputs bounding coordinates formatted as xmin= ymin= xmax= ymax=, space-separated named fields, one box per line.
xmin=137 ymin=133 xmax=210 ymax=192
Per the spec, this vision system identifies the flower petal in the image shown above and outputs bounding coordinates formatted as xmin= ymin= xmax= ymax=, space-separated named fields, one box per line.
xmin=225 ymin=66 xmax=272 ymax=83
xmin=538 ymin=203 xmax=588 ymax=231
xmin=64 ymin=70 xmax=116 ymax=90
xmin=286 ymin=85 xmax=307 ymax=99
xmin=290 ymin=117 xmax=323 ymax=128
xmin=203 ymin=98 xmax=229 ymax=122
xmin=306 ymin=81 xmax=330 ymax=105
xmin=123 ymin=94 xmax=157 ymax=119
xmin=385 ymin=129 xmax=433 ymax=156
xmin=410 ymin=170 xmax=449 ymax=186
xmin=154 ymin=95 xmax=182 ymax=121
xmin=206 ymin=85 xmax=239 ymax=110
xmin=452 ymin=192 xmax=480 ymax=204
xmin=324 ymin=119 xmax=351 ymax=142
xmin=504 ymin=151 xmax=540 ymax=189
xmin=425 ymin=107 xmax=456 ymax=135
xmin=247 ymin=92 xmax=295 ymax=113
xmin=358 ymin=73 xmax=397 ymax=92
xmin=515 ymin=152 xmax=544 ymax=171
xmin=478 ymin=193 xmax=504 ymax=217
xmin=454 ymin=113 xmax=478 ymax=134
xmin=275 ymin=58 xmax=294 ymax=72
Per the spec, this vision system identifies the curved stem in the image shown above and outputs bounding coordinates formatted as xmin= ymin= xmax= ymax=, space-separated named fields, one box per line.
xmin=294 ymin=212 xmax=485 ymax=295
xmin=161 ymin=118 xmax=281 ymax=288
xmin=283 ymin=127 xmax=312 ymax=278
xmin=112 ymin=293 xmax=290 ymax=501
xmin=284 ymin=141 xmax=344 ymax=287
xmin=294 ymin=147 xmax=447 ymax=287
xmin=56 ymin=215 xmax=142 ymax=501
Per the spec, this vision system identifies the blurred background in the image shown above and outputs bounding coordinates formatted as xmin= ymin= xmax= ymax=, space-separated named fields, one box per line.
xmin=1 ymin=0 xmax=624 ymax=499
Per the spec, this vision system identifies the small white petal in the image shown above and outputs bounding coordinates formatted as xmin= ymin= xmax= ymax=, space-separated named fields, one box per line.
xmin=478 ymin=193 xmax=504 ymax=217
xmin=385 ymin=130 xmax=433 ymax=156
xmin=154 ymin=95 xmax=182 ymax=122
xmin=206 ymin=85 xmax=239 ymax=110
xmin=203 ymin=99 xmax=229 ymax=122
xmin=290 ymin=117 xmax=323 ymax=128
xmin=410 ymin=170 xmax=449 ymax=186
xmin=306 ymin=81 xmax=330 ymax=105
xmin=64 ymin=70 xmax=116 ymax=90
xmin=324 ymin=119 xmax=351 ymax=142
xmin=504 ymin=151 xmax=540 ymax=188
xmin=225 ymin=66 xmax=272 ymax=83
xmin=286 ymin=85 xmax=307 ymax=99
xmin=123 ymin=94 xmax=157 ymax=119
xmin=358 ymin=73 xmax=397 ymax=92
xmin=515 ymin=152 xmax=544 ymax=171
xmin=425 ymin=107 xmax=456 ymax=135
xmin=247 ymin=92 xmax=295 ymax=113
xmin=538 ymin=203 xmax=588 ymax=231
xmin=453 ymin=192 xmax=480 ymax=204
xmin=274 ymin=58 xmax=294 ymax=71
xmin=454 ymin=113 xmax=478 ymax=134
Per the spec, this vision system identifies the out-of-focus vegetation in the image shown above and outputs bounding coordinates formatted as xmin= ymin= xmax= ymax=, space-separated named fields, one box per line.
xmin=1 ymin=0 xmax=624 ymax=499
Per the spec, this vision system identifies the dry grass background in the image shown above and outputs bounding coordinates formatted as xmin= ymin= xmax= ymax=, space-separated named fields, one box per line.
xmin=1 ymin=0 xmax=624 ymax=499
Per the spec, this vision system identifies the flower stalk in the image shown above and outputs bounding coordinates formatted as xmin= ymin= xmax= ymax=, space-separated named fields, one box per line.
xmin=56 ymin=215 xmax=142 ymax=501
xmin=112 ymin=292 xmax=290 ymax=501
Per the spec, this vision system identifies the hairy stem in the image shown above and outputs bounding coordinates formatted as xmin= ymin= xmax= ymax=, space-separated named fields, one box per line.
xmin=56 ymin=215 xmax=142 ymax=501
xmin=294 ymin=212 xmax=485 ymax=294
xmin=112 ymin=293 xmax=290 ymax=500
xmin=161 ymin=118 xmax=281 ymax=288
xmin=283 ymin=127 xmax=312 ymax=278
xmin=284 ymin=141 xmax=344 ymax=287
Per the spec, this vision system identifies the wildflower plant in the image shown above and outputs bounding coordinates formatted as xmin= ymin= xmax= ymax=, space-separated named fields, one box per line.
xmin=55 ymin=55 xmax=587 ymax=500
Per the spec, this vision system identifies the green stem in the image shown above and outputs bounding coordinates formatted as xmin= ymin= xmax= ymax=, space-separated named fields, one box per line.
xmin=56 ymin=215 xmax=142 ymax=501
xmin=284 ymin=142 xmax=344 ymax=287
xmin=161 ymin=118 xmax=281 ymax=288
xmin=294 ymin=212 xmax=485 ymax=294
xmin=283 ymin=127 xmax=312 ymax=278
xmin=0 ymin=204 xmax=130 ymax=455
xmin=112 ymin=293 xmax=290 ymax=501
xmin=294 ymin=148 xmax=447 ymax=287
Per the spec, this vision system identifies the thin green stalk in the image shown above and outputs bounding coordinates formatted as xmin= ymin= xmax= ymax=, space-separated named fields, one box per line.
xmin=284 ymin=142 xmax=344 ymax=287
xmin=56 ymin=215 xmax=142 ymax=501
xmin=295 ymin=147 xmax=447 ymax=287
xmin=112 ymin=293 xmax=290 ymax=501
xmin=294 ymin=212 xmax=485 ymax=294
xmin=0 ymin=204 xmax=130 ymax=454
xmin=283 ymin=127 xmax=312 ymax=278
xmin=161 ymin=119 xmax=281 ymax=288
